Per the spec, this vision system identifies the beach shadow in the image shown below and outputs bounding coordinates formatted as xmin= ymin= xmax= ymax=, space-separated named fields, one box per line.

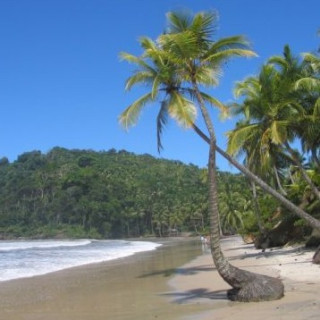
xmin=224 ymin=245 xmax=254 ymax=251
xmin=138 ymin=265 xmax=214 ymax=278
xmin=228 ymin=246 xmax=312 ymax=261
xmin=162 ymin=288 xmax=227 ymax=304
xmin=234 ymin=259 xmax=313 ymax=270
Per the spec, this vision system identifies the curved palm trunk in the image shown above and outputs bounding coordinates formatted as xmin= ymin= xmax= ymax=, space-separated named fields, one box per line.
xmin=192 ymin=123 xmax=320 ymax=231
xmin=192 ymin=81 xmax=284 ymax=302
xmin=273 ymin=165 xmax=287 ymax=196
xmin=284 ymin=142 xmax=320 ymax=202
xmin=208 ymin=142 xmax=284 ymax=301
xmin=311 ymin=149 xmax=320 ymax=168
xmin=250 ymin=181 xmax=264 ymax=233
xmin=288 ymin=168 xmax=295 ymax=184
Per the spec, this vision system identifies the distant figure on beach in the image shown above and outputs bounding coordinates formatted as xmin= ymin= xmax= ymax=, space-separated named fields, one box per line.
xmin=200 ymin=235 xmax=209 ymax=253
xmin=200 ymin=235 xmax=209 ymax=245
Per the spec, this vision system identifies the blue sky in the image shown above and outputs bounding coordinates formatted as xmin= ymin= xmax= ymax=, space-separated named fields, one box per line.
xmin=1 ymin=0 xmax=319 ymax=170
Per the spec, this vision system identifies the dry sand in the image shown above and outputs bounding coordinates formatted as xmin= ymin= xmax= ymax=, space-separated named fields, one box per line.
xmin=168 ymin=236 xmax=320 ymax=320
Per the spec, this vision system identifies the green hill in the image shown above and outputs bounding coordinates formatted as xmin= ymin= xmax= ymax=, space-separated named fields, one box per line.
xmin=0 ymin=147 xmax=250 ymax=239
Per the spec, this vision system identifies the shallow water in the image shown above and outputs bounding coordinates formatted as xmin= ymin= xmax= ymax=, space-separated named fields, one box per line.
xmin=0 ymin=238 xmax=207 ymax=320
xmin=0 ymin=239 xmax=161 ymax=281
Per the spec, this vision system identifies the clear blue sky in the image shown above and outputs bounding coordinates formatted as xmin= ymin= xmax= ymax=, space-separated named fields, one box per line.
xmin=1 ymin=0 xmax=319 ymax=170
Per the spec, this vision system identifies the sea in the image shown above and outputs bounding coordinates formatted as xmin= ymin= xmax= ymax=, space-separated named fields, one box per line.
xmin=0 ymin=239 xmax=162 ymax=282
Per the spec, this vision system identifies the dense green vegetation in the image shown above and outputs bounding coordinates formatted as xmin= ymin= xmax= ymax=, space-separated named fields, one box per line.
xmin=227 ymin=45 xmax=320 ymax=247
xmin=0 ymin=147 xmax=254 ymax=239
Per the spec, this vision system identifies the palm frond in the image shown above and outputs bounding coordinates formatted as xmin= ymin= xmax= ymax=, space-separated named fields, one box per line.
xmin=226 ymin=124 xmax=259 ymax=156
xmin=302 ymin=53 xmax=320 ymax=73
xmin=190 ymin=11 xmax=218 ymax=42
xmin=140 ymin=37 xmax=168 ymax=65
xmin=159 ymin=31 xmax=200 ymax=60
xmin=151 ymin=76 xmax=161 ymax=99
xmin=194 ymin=65 xmax=221 ymax=86
xmin=295 ymin=77 xmax=320 ymax=91
xmin=268 ymin=55 xmax=289 ymax=70
xmin=119 ymin=93 xmax=154 ymax=129
xmin=139 ymin=36 xmax=158 ymax=52
xmin=270 ymin=121 xmax=288 ymax=144
xmin=268 ymin=45 xmax=301 ymax=77
xmin=167 ymin=92 xmax=197 ymax=128
xmin=233 ymin=77 xmax=260 ymax=99
xmin=166 ymin=11 xmax=192 ymax=33
xmin=207 ymin=35 xmax=253 ymax=53
xmin=125 ymin=71 xmax=154 ymax=91
xmin=260 ymin=128 xmax=271 ymax=152
xmin=203 ymin=48 xmax=257 ymax=65
xmin=200 ymin=92 xmax=229 ymax=118
xmin=314 ymin=97 xmax=320 ymax=117
xmin=120 ymin=52 xmax=151 ymax=69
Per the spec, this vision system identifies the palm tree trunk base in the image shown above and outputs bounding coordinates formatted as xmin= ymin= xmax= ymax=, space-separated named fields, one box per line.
xmin=312 ymin=246 xmax=320 ymax=264
xmin=227 ymin=272 xmax=284 ymax=302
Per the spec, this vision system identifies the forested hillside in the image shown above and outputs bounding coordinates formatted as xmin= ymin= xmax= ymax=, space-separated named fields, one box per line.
xmin=0 ymin=147 xmax=250 ymax=239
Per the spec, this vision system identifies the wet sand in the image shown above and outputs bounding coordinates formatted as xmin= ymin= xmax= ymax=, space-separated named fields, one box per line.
xmin=169 ymin=236 xmax=320 ymax=320
xmin=0 ymin=238 xmax=209 ymax=320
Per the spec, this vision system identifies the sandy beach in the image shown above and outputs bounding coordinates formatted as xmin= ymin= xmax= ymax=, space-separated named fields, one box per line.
xmin=168 ymin=236 xmax=320 ymax=320
xmin=0 ymin=236 xmax=319 ymax=320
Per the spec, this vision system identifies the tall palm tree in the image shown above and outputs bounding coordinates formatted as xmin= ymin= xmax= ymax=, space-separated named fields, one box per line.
xmin=228 ymin=48 xmax=320 ymax=202
xmin=228 ymin=118 xmax=289 ymax=196
xmin=218 ymin=184 xmax=248 ymax=234
xmin=226 ymin=118 xmax=287 ymax=234
xmin=120 ymin=15 xmax=320 ymax=235
xmin=120 ymin=10 xmax=284 ymax=301
xmin=295 ymin=52 xmax=320 ymax=167
xmin=270 ymin=46 xmax=320 ymax=198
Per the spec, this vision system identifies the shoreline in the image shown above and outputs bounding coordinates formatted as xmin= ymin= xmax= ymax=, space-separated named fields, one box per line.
xmin=168 ymin=236 xmax=320 ymax=320
xmin=0 ymin=237 xmax=207 ymax=320
xmin=1 ymin=236 xmax=319 ymax=319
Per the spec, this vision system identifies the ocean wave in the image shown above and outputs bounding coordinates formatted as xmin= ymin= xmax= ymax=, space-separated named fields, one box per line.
xmin=0 ymin=239 xmax=92 ymax=252
xmin=0 ymin=239 xmax=161 ymax=282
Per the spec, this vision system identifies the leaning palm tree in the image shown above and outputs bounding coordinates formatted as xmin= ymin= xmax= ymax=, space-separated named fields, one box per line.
xmin=218 ymin=185 xmax=248 ymax=234
xmin=160 ymin=11 xmax=285 ymax=302
xmin=120 ymin=13 xmax=320 ymax=234
xmin=120 ymin=10 xmax=285 ymax=301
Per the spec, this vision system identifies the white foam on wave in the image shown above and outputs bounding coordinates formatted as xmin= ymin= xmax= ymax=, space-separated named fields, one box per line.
xmin=0 ymin=240 xmax=161 ymax=282
xmin=0 ymin=239 xmax=92 ymax=252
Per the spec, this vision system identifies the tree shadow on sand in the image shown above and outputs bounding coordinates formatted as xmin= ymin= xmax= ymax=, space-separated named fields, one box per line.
xmin=161 ymin=288 xmax=228 ymax=304
xmin=138 ymin=264 xmax=214 ymax=278
xmin=138 ymin=246 xmax=310 ymax=279
xmin=226 ymin=245 xmax=314 ymax=261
